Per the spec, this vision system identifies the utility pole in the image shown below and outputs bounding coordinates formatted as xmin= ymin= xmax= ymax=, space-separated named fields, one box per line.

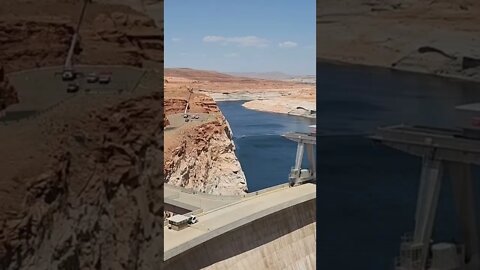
xmin=63 ymin=0 xmax=89 ymax=80
xmin=184 ymin=87 xmax=193 ymax=116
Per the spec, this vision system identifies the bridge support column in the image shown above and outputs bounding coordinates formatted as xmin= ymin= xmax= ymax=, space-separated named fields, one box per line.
xmin=306 ymin=144 xmax=316 ymax=178
xmin=446 ymin=162 xmax=480 ymax=269
xmin=295 ymin=142 xmax=305 ymax=170
xmin=284 ymin=133 xmax=315 ymax=186
xmin=413 ymin=155 xmax=443 ymax=269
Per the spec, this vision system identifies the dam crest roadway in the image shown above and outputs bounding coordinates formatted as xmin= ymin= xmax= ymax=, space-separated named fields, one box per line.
xmin=164 ymin=182 xmax=316 ymax=269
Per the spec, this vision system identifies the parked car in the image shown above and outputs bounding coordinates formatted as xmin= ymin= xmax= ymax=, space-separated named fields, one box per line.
xmin=188 ymin=215 xmax=198 ymax=224
xmin=98 ymin=72 xmax=111 ymax=84
xmin=67 ymin=83 xmax=79 ymax=93
xmin=86 ymin=72 xmax=98 ymax=83
xmin=62 ymin=70 xmax=75 ymax=81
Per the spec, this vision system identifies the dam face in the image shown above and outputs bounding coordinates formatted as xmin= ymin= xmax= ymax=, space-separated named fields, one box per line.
xmin=163 ymin=199 xmax=316 ymax=269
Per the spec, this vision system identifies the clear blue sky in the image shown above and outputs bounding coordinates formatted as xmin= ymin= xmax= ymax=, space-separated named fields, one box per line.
xmin=165 ymin=0 xmax=315 ymax=76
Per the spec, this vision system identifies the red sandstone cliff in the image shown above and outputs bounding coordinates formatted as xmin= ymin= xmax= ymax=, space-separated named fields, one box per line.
xmin=164 ymin=93 xmax=248 ymax=195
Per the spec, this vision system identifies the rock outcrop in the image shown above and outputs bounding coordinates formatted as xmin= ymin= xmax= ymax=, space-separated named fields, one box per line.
xmin=0 ymin=93 xmax=163 ymax=270
xmin=164 ymin=116 xmax=247 ymax=196
xmin=0 ymin=66 xmax=18 ymax=113
xmin=163 ymin=93 xmax=247 ymax=196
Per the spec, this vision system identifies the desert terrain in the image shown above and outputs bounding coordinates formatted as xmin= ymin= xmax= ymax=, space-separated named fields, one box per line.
xmin=165 ymin=68 xmax=316 ymax=117
xmin=318 ymin=0 xmax=480 ymax=81
xmin=0 ymin=0 xmax=163 ymax=269
xmin=0 ymin=0 xmax=163 ymax=112
xmin=0 ymin=0 xmax=162 ymax=73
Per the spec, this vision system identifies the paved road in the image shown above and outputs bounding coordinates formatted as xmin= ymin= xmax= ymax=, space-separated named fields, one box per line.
xmin=2 ymin=66 xmax=145 ymax=123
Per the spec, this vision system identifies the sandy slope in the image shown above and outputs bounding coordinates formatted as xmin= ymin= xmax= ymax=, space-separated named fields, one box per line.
xmin=318 ymin=0 xmax=480 ymax=81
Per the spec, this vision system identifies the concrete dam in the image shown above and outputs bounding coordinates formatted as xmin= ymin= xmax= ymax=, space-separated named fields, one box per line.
xmin=163 ymin=183 xmax=316 ymax=269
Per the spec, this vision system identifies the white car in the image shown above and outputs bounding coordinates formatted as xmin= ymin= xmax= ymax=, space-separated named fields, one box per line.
xmin=62 ymin=70 xmax=75 ymax=81
xmin=188 ymin=215 xmax=198 ymax=224
xmin=98 ymin=73 xmax=111 ymax=84
xmin=67 ymin=83 xmax=79 ymax=93
xmin=86 ymin=73 xmax=98 ymax=83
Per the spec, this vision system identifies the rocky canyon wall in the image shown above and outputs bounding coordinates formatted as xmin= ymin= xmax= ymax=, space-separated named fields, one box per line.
xmin=0 ymin=93 xmax=163 ymax=270
xmin=0 ymin=67 xmax=18 ymax=113
xmin=164 ymin=96 xmax=247 ymax=196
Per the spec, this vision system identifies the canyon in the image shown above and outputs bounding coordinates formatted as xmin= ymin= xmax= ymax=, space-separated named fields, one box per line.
xmin=164 ymin=68 xmax=315 ymax=198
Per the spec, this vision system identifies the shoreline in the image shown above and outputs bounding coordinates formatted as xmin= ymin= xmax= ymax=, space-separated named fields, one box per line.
xmin=317 ymin=57 xmax=480 ymax=84
xmin=241 ymin=103 xmax=316 ymax=119
xmin=317 ymin=1 xmax=480 ymax=86
xmin=242 ymin=99 xmax=316 ymax=119
xmin=205 ymin=92 xmax=316 ymax=119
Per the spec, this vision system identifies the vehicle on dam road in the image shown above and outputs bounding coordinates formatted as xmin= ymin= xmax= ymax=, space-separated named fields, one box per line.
xmin=188 ymin=215 xmax=198 ymax=224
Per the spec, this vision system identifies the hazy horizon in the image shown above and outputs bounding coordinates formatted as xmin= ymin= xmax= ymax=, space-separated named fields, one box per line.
xmin=164 ymin=66 xmax=316 ymax=77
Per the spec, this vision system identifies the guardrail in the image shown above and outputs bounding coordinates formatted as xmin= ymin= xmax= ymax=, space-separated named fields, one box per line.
xmin=164 ymin=182 xmax=291 ymax=200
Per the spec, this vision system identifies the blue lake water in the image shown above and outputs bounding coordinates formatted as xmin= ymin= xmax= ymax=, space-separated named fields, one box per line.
xmin=317 ymin=62 xmax=480 ymax=269
xmin=217 ymin=101 xmax=315 ymax=192
xmin=219 ymin=63 xmax=480 ymax=269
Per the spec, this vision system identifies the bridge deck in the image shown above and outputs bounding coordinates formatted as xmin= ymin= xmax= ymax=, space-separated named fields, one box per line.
xmin=370 ymin=124 xmax=480 ymax=164
xmin=283 ymin=132 xmax=316 ymax=144
xmin=164 ymin=183 xmax=316 ymax=261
